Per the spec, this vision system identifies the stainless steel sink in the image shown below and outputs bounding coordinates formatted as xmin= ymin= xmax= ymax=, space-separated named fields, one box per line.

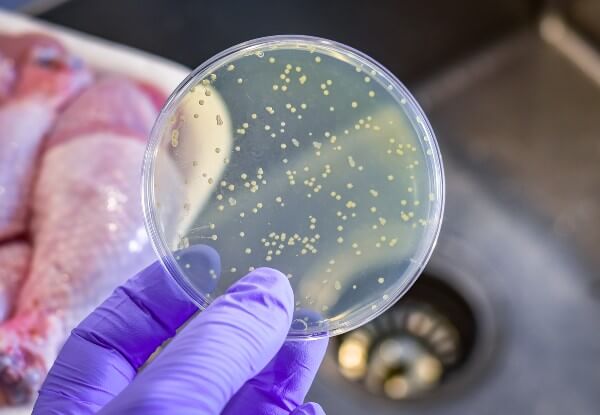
xmin=308 ymin=11 xmax=600 ymax=414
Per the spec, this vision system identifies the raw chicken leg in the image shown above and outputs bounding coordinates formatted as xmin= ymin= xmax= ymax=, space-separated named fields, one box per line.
xmin=0 ymin=33 xmax=91 ymax=240
xmin=0 ymin=33 xmax=90 ymax=345
xmin=0 ymin=77 xmax=164 ymax=403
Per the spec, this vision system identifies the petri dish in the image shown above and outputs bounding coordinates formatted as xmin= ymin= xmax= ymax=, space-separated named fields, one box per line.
xmin=142 ymin=35 xmax=444 ymax=339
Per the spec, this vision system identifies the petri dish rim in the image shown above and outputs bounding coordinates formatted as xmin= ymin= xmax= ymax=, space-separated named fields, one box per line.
xmin=141 ymin=34 xmax=445 ymax=340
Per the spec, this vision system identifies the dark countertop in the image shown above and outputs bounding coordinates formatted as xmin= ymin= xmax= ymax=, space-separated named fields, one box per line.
xmin=38 ymin=0 xmax=537 ymax=85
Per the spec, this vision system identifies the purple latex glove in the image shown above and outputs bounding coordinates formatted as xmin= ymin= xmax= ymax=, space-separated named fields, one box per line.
xmin=32 ymin=245 xmax=328 ymax=414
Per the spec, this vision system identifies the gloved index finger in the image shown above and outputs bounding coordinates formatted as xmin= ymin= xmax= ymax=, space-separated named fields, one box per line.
xmin=33 ymin=245 xmax=220 ymax=414
xmin=223 ymin=310 xmax=329 ymax=414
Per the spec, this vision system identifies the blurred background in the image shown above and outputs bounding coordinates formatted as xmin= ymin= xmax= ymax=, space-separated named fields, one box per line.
xmin=2 ymin=0 xmax=599 ymax=413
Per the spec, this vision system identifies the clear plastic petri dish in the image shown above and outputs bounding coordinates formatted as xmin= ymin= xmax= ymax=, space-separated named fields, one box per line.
xmin=142 ymin=35 xmax=444 ymax=339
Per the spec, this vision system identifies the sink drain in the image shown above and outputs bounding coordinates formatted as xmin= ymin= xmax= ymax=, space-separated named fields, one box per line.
xmin=334 ymin=272 xmax=481 ymax=400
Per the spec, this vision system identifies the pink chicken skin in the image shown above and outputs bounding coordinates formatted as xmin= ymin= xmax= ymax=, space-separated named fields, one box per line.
xmin=0 ymin=241 xmax=30 ymax=322
xmin=0 ymin=33 xmax=165 ymax=404
xmin=0 ymin=33 xmax=91 ymax=240
xmin=0 ymin=32 xmax=92 ymax=365
xmin=0 ymin=33 xmax=91 ymax=324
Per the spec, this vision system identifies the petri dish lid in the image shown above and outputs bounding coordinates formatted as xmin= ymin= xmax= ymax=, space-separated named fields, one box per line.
xmin=142 ymin=35 xmax=444 ymax=339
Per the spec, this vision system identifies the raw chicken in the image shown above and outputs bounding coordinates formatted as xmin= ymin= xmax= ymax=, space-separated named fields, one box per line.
xmin=0 ymin=241 xmax=30 ymax=321
xmin=0 ymin=33 xmax=90 ymax=345
xmin=0 ymin=75 xmax=164 ymax=403
xmin=0 ymin=33 xmax=91 ymax=240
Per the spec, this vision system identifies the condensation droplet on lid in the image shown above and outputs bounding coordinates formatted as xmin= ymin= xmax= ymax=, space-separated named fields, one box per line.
xmin=315 ymin=56 xmax=321 ymax=63
xmin=268 ymin=57 xmax=276 ymax=63
xmin=378 ymin=277 xmax=385 ymax=284
xmin=237 ymin=78 xmax=243 ymax=84
xmin=227 ymin=64 xmax=235 ymax=71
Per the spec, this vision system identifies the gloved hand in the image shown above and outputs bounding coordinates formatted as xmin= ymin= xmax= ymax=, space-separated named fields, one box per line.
xmin=32 ymin=246 xmax=328 ymax=414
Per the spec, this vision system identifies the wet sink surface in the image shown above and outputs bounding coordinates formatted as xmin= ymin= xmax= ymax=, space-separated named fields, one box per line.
xmin=309 ymin=26 xmax=600 ymax=414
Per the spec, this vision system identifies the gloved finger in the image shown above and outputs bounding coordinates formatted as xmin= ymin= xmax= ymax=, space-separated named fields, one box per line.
xmin=222 ymin=337 xmax=328 ymax=414
xmin=97 ymin=267 xmax=294 ymax=415
xmin=291 ymin=402 xmax=326 ymax=415
xmin=33 ymin=245 xmax=220 ymax=415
